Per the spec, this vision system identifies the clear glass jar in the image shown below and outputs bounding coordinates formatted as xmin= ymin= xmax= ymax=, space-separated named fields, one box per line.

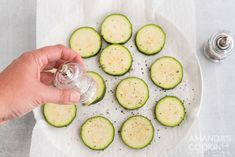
xmin=53 ymin=63 xmax=97 ymax=103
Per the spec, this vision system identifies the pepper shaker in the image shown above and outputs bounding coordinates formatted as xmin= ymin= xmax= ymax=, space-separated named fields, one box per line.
xmin=53 ymin=62 xmax=97 ymax=103
xmin=204 ymin=30 xmax=234 ymax=62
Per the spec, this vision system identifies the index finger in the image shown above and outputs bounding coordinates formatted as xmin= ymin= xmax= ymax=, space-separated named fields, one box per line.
xmin=35 ymin=44 xmax=84 ymax=67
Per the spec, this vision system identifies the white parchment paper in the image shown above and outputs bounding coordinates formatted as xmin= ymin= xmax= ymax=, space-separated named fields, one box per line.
xmin=31 ymin=0 xmax=203 ymax=157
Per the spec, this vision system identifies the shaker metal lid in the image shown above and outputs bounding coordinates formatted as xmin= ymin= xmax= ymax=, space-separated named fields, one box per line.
xmin=54 ymin=63 xmax=84 ymax=89
xmin=217 ymin=36 xmax=231 ymax=50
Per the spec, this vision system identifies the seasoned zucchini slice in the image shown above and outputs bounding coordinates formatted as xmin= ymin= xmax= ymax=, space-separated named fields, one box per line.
xmin=116 ymin=77 xmax=149 ymax=110
xmin=155 ymin=96 xmax=185 ymax=127
xmin=99 ymin=44 xmax=132 ymax=76
xmin=43 ymin=103 xmax=76 ymax=128
xmin=150 ymin=56 xmax=183 ymax=89
xmin=135 ymin=24 xmax=165 ymax=55
xmin=69 ymin=27 xmax=101 ymax=58
xmin=121 ymin=115 xmax=154 ymax=149
xmin=101 ymin=14 xmax=132 ymax=44
xmin=84 ymin=71 xmax=106 ymax=105
xmin=80 ymin=116 xmax=115 ymax=150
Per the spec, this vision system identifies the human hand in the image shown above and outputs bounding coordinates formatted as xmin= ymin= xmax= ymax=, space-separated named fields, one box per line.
xmin=0 ymin=45 xmax=84 ymax=123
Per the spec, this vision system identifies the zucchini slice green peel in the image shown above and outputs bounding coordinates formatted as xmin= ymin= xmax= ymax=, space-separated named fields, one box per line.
xmin=80 ymin=116 xmax=115 ymax=150
xmin=135 ymin=24 xmax=166 ymax=55
xmin=84 ymin=71 xmax=106 ymax=105
xmin=155 ymin=96 xmax=185 ymax=127
xmin=43 ymin=103 xmax=77 ymax=128
xmin=101 ymin=14 xmax=132 ymax=44
xmin=99 ymin=44 xmax=132 ymax=76
xmin=150 ymin=56 xmax=183 ymax=89
xmin=115 ymin=77 xmax=149 ymax=110
xmin=69 ymin=27 xmax=102 ymax=58
xmin=121 ymin=115 xmax=154 ymax=149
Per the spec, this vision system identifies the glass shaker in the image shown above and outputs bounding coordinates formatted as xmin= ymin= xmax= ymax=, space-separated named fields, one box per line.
xmin=53 ymin=62 xmax=97 ymax=103
xmin=204 ymin=30 xmax=234 ymax=63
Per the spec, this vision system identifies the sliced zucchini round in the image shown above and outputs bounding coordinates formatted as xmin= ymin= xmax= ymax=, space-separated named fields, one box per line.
xmin=116 ymin=77 xmax=149 ymax=110
xmin=99 ymin=44 xmax=132 ymax=76
xmin=155 ymin=96 xmax=185 ymax=127
xmin=69 ymin=27 xmax=101 ymax=58
xmin=43 ymin=103 xmax=77 ymax=128
xmin=80 ymin=116 xmax=115 ymax=150
xmin=150 ymin=56 xmax=183 ymax=89
xmin=84 ymin=71 xmax=106 ymax=106
xmin=101 ymin=14 xmax=132 ymax=44
xmin=121 ymin=115 xmax=154 ymax=149
xmin=135 ymin=24 xmax=166 ymax=55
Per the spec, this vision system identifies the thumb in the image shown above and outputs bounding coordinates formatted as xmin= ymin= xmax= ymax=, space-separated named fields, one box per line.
xmin=40 ymin=85 xmax=80 ymax=104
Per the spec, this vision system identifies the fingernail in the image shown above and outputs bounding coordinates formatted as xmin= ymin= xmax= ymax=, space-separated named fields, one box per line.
xmin=71 ymin=91 xmax=80 ymax=102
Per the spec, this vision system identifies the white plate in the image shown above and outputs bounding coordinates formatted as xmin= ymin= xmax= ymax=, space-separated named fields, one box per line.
xmin=34 ymin=11 xmax=202 ymax=157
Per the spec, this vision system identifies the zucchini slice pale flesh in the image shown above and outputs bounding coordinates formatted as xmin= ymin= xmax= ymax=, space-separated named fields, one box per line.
xmin=116 ymin=77 xmax=149 ymax=110
xmin=99 ymin=44 xmax=132 ymax=76
xmin=84 ymin=71 xmax=106 ymax=105
xmin=43 ymin=103 xmax=77 ymax=128
xmin=155 ymin=96 xmax=185 ymax=127
xmin=80 ymin=116 xmax=115 ymax=150
xmin=121 ymin=115 xmax=154 ymax=149
xmin=150 ymin=56 xmax=183 ymax=89
xmin=135 ymin=24 xmax=166 ymax=55
xmin=101 ymin=14 xmax=132 ymax=44
xmin=69 ymin=27 xmax=101 ymax=58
